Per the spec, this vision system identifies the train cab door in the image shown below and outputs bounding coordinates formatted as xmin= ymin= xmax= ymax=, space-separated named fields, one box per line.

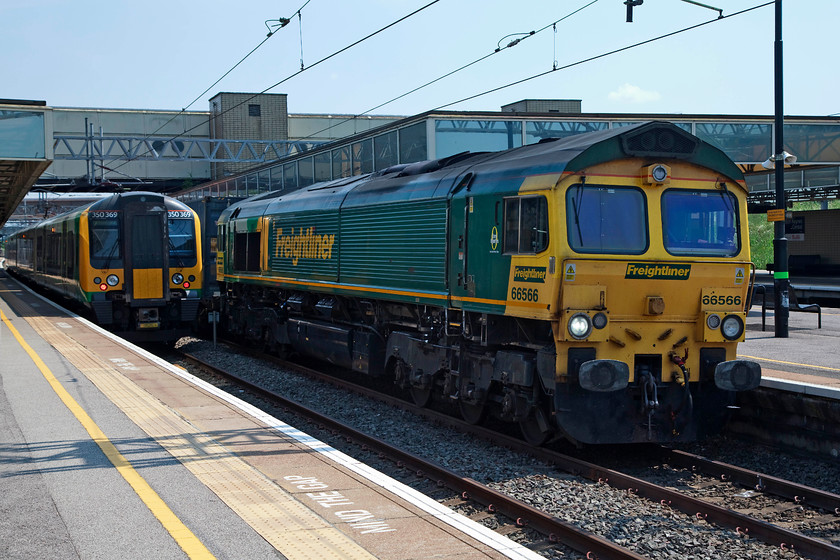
xmin=124 ymin=210 xmax=169 ymax=303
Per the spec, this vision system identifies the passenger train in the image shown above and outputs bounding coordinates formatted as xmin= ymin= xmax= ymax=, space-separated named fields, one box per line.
xmin=216 ymin=122 xmax=761 ymax=445
xmin=4 ymin=192 xmax=203 ymax=342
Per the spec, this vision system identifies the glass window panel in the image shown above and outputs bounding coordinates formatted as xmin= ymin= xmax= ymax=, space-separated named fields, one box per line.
xmin=695 ymin=123 xmax=771 ymax=163
xmin=374 ymin=131 xmax=398 ymax=170
xmin=332 ymin=146 xmax=351 ymax=179
xmin=398 ymin=122 xmax=427 ymax=163
xmin=503 ymin=199 xmax=520 ymax=253
xmin=518 ymin=197 xmax=549 ymax=253
xmin=353 ymin=139 xmax=373 ymax=174
xmin=168 ymin=218 xmax=197 ymax=266
xmin=566 ymin=186 xmax=647 ymax=254
xmin=89 ymin=217 xmax=123 ymax=268
xmin=662 ymin=189 xmax=739 ymax=256
xmin=745 ymin=174 xmax=770 ymax=193
xmin=435 ymin=119 xmax=522 ymax=158
xmin=803 ymin=166 xmax=840 ymax=188
xmin=0 ymin=110 xmax=45 ymax=158
xmin=298 ymin=157 xmax=314 ymax=187
xmin=525 ymin=121 xmax=607 ymax=144
xmin=246 ymin=173 xmax=259 ymax=195
xmin=283 ymin=162 xmax=298 ymax=192
xmin=269 ymin=166 xmax=283 ymax=191
xmin=783 ymin=123 xmax=840 ymax=163
xmin=258 ymin=170 xmax=270 ymax=192
xmin=314 ymin=152 xmax=331 ymax=182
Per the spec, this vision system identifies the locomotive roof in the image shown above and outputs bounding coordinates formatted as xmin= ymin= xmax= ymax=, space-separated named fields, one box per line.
xmin=220 ymin=121 xmax=744 ymax=220
xmin=89 ymin=191 xmax=193 ymax=212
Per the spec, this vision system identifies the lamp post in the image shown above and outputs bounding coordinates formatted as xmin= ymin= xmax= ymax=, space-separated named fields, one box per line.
xmin=772 ymin=0 xmax=790 ymax=337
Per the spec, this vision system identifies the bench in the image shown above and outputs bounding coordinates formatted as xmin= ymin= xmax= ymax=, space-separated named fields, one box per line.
xmin=752 ymin=283 xmax=821 ymax=330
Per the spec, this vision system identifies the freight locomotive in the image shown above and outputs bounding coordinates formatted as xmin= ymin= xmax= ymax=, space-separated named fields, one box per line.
xmin=217 ymin=122 xmax=761 ymax=445
xmin=4 ymin=192 xmax=203 ymax=342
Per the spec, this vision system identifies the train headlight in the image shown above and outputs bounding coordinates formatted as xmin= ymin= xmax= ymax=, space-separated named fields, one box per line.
xmin=172 ymin=273 xmax=184 ymax=285
xmin=651 ymin=164 xmax=669 ymax=183
xmin=568 ymin=313 xmax=593 ymax=340
xmin=106 ymin=274 xmax=120 ymax=287
xmin=706 ymin=314 xmax=721 ymax=330
xmin=721 ymin=315 xmax=744 ymax=340
xmin=93 ymin=276 xmax=102 ymax=285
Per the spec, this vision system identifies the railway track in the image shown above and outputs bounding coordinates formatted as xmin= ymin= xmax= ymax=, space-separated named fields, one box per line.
xmin=176 ymin=347 xmax=642 ymax=560
xmin=173 ymin=340 xmax=840 ymax=559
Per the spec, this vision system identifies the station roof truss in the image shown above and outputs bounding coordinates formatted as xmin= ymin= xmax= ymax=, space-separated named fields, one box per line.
xmin=53 ymin=135 xmax=327 ymax=163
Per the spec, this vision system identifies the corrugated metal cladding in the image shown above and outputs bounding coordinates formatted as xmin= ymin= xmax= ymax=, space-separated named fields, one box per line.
xmin=268 ymin=214 xmax=339 ymax=281
xmin=339 ymin=200 xmax=448 ymax=292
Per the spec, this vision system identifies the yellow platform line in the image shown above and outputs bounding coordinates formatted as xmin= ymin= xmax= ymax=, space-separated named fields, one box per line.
xmin=0 ymin=310 xmax=216 ymax=560
xmin=17 ymin=312 xmax=377 ymax=560
xmin=739 ymin=353 xmax=840 ymax=373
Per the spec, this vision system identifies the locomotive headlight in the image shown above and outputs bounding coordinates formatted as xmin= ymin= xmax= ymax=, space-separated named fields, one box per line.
xmin=721 ymin=315 xmax=744 ymax=340
xmin=706 ymin=314 xmax=721 ymax=330
xmin=651 ymin=164 xmax=669 ymax=183
xmin=568 ymin=313 xmax=593 ymax=340
xmin=172 ymin=273 xmax=184 ymax=285
xmin=93 ymin=276 xmax=102 ymax=285
xmin=106 ymin=274 xmax=120 ymax=287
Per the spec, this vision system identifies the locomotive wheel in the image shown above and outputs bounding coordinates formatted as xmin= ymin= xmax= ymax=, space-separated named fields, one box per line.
xmin=519 ymin=409 xmax=551 ymax=446
xmin=459 ymin=400 xmax=487 ymax=425
xmin=409 ymin=385 xmax=433 ymax=408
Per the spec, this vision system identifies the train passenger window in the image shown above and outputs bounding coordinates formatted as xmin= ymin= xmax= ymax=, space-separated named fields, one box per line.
xmin=566 ymin=185 xmax=647 ymax=254
xmin=662 ymin=189 xmax=739 ymax=256
xmin=504 ymin=196 xmax=549 ymax=254
xmin=90 ymin=217 xmax=123 ymax=268
xmin=168 ymin=218 xmax=197 ymax=267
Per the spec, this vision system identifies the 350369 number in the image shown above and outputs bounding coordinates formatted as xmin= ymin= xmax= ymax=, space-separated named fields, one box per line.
xmin=701 ymin=294 xmax=742 ymax=306
xmin=510 ymin=287 xmax=539 ymax=302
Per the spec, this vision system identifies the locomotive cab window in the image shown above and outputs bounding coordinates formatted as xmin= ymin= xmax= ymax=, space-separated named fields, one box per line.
xmin=504 ymin=196 xmax=548 ymax=254
xmin=89 ymin=216 xmax=123 ymax=268
xmin=566 ymin=185 xmax=647 ymax=254
xmin=662 ymin=189 xmax=740 ymax=256
xmin=168 ymin=216 xmax=197 ymax=267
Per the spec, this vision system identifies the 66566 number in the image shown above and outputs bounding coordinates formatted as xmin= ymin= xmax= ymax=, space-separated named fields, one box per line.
xmin=511 ymin=287 xmax=539 ymax=302
xmin=702 ymin=294 xmax=742 ymax=306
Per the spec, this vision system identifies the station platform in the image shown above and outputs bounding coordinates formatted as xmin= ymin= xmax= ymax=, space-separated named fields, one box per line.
xmin=0 ymin=270 xmax=541 ymax=560
xmin=740 ymin=293 xmax=840 ymax=398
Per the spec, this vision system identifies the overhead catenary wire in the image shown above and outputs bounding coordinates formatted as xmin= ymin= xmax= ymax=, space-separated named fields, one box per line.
xmin=288 ymin=0 xmax=768 ymax=144
xmin=431 ymin=2 xmax=773 ymax=112
xmin=105 ymin=0 xmax=440 ymax=178
xmin=299 ymin=0 xmax=601 ymax=142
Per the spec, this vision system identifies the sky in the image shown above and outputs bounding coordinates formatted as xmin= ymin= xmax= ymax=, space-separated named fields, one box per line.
xmin=2 ymin=0 xmax=838 ymax=119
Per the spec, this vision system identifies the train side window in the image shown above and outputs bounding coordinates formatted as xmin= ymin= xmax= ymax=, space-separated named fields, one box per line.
xmin=504 ymin=196 xmax=549 ymax=254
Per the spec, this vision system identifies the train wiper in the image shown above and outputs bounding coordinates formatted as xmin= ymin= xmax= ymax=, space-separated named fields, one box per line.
xmin=571 ymin=176 xmax=586 ymax=246
xmin=101 ymin=233 xmax=121 ymax=272
xmin=168 ymin=237 xmax=186 ymax=269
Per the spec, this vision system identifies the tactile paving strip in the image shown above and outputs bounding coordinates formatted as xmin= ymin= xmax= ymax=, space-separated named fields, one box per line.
xmin=24 ymin=314 xmax=377 ymax=560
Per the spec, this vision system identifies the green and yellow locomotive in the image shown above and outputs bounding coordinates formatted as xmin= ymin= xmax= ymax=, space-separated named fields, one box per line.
xmin=217 ymin=122 xmax=761 ymax=444
xmin=5 ymin=192 xmax=203 ymax=342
